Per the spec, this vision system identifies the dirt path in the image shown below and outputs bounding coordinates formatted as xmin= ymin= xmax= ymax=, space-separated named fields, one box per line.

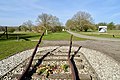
xmin=67 ymin=30 xmax=120 ymax=41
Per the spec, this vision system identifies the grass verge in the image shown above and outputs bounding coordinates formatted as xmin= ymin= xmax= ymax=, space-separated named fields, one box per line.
xmin=74 ymin=30 xmax=120 ymax=39
xmin=0 ymin=41 xmax=37 ymax=60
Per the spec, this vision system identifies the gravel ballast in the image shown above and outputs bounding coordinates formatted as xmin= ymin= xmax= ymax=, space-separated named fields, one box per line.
xmin=0 ymin=46 xmax=120 ymax=80
xmin=0 ymin=49 xmax=34 ymax=77
xmin=81 ymin=48 xmax=120 ymax=80
xmin=0 ymin=46 xmax=59 ymax=77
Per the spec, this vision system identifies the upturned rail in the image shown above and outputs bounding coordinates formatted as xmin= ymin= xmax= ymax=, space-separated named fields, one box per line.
xmin=18 ymin=31 xmax=45 ymax=80
xmin=68 ymin=35 xmax=82 ymax=80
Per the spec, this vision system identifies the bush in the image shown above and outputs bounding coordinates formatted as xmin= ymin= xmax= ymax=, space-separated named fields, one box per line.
xmin=51 ymin=26 xmax=64 ymax=32
xmin=8 ymin=28 xmax=15 ymax=33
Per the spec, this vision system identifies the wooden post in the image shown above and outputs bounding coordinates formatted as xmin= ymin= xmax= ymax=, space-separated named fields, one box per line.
xmin=17 ymin=35 xmax=19 ymax=41
xmin=46 ymin=30 xmax=48 ymax=35
xmin=5 ymin=26 xmax=8 ymax=39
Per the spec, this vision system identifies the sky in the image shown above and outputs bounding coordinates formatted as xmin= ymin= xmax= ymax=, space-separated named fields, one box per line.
xmin=0 ymin=0 xmax=120 ymax=26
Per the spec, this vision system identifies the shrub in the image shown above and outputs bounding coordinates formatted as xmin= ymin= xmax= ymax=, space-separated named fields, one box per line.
xmin=8 ymin=28 xmax=15 ymax=33
xmin=51 ymin=26 xmax=64 ymax=32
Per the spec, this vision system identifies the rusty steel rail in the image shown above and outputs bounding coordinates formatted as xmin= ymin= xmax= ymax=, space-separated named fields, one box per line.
xmin=71 ymin=46 xmax=82 ymax=80
xmin=68 ymin=35 xmax=82 ymax=80
xmin=18 ymin=31 xmax=45 ymax=80
xmin=68 ymin=35 xmax=76 ymax=80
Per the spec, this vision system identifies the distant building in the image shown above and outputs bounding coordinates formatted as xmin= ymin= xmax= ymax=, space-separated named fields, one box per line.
xmin=98 ymin=26 xmax=107 ymax=32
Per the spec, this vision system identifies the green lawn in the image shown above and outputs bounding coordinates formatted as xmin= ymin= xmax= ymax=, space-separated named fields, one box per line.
xmin=19 ymin=31 xmax=87 ymax=41
xmin=43 ymin=31 xmax=87 ymax=41
xmin=75 ymin=30 xmax=120 ymax=38
xmin=0 ymin=31 xmax=87 ymax=60
xmin=0 ymin=32 xmax=41 ymax=41
xmin=0 ymin=31 xmax=87 ymax=41
xmin=0 ymin=32 xmax=41 ymax=60
xmin=0 ymin=41 xmax=37 ymax=60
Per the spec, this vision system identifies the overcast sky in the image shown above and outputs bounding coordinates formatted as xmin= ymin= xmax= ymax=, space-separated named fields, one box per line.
xmin=0 ymin=0 xmax=120 ymax=26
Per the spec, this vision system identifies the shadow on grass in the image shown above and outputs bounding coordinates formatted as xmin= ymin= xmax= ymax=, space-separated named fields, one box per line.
xmin=0 ymin=33 xmax=40 ymax=41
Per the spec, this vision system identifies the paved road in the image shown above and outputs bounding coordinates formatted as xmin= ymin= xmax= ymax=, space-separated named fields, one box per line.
xmin=67 ymin=30 xmax=120 ymax=41
xmin=41 ymin=40 xmax=120 ymax=64
xmin=66 ymin=31 xmax=120 ymax=63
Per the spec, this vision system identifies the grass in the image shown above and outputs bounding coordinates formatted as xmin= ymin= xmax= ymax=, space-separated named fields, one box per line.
xmin=43 ymin=31 xmax=87 ymax=41
xmin=0 ymin=32 xmax=42 ymax=60
xmin=0 ymin=41 xmax=37 ymax=60
xmin=0 ymin=31 xmax=87 ymax=41
xmin=0 ymin=31 xmax=87 ymax=60
xmin=0 ymin=32 xmax=41 ymax=41
xmin=75 ymin=30 xmax=120 ymax=39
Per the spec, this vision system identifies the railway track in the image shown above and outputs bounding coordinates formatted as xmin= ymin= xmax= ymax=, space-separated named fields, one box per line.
xmin=0 ymin=32 xmax=99 ymax=80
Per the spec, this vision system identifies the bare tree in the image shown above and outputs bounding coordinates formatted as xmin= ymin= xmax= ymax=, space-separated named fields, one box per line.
xmin=37 ymin=13 xmax=61 ymax=30
xmin=20 ymin=25 xmax=28 ymax=32
xmin=50 ymin=16 xmax=61 ymax=27
xmin=22 ymin=20 xmax=33 ymax=31
xmin=37 ymin=13 xmax=51 ymax=30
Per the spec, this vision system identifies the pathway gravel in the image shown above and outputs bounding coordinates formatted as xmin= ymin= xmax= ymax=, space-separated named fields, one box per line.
xmin=67 ymin=30 xmax=120 ymax=41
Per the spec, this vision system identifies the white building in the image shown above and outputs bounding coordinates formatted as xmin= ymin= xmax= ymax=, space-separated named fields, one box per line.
xmin=98 ymin=26 xmax=107 ymax=32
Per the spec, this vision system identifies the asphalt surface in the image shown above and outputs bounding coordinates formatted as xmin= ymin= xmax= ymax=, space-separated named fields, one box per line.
xmin=42 ymin=40 xmax=120 ymax=64
xmin=38 ymin=31 xmax=120 ymax=63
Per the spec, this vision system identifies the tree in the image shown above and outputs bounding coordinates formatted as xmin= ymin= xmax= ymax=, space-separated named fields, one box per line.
xmin=8 ymin=27 xmax=15 ymax=33
xmin=37 ymin=13 xmax=61 ymax=31
xmin=22 ymin=20 xmax=33 ymax=31
xmin=81 ymin=20 xmax=95 ymax=32
xmin=107 ymin=22 xmax=115 ymax=30
xmin=20 ymin=25 xmax=28 ymax=32
xmin=65 ymin=19 xmax=76 ymax=30
xmin=17 ymin=26 xmax=22 ymax=31
xmin=50 ymin=16 xmax=61 ymax=27
xmin=97 ymin=22 xmax=107 ymax=26
xmin=116 ymin=24 xmax=120 ymax=30
xmin=66 ymin=11 xmax=95 ymax=32
xmin=51 ymin=26 xmax=65 ymax=32
xmin=0 ymin=27 xmax=5 ymax=31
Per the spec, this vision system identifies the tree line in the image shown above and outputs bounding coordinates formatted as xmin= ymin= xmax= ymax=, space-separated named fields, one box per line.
xmin=66 ymin=11 xmax=95 ymax=32
xmin=65 ymin=11 xmax=120 ymax=31
xmin=19 ymin=13 xmax=63 ymax=33
xmin=0 ymin=11 xmax=120 ymax=33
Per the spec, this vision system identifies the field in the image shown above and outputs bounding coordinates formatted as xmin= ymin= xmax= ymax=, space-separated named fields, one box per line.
xmin=75 ymin=30 xmax=120 ymax=39
xmin=0 ymin=31 xmax=87 ymax=60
